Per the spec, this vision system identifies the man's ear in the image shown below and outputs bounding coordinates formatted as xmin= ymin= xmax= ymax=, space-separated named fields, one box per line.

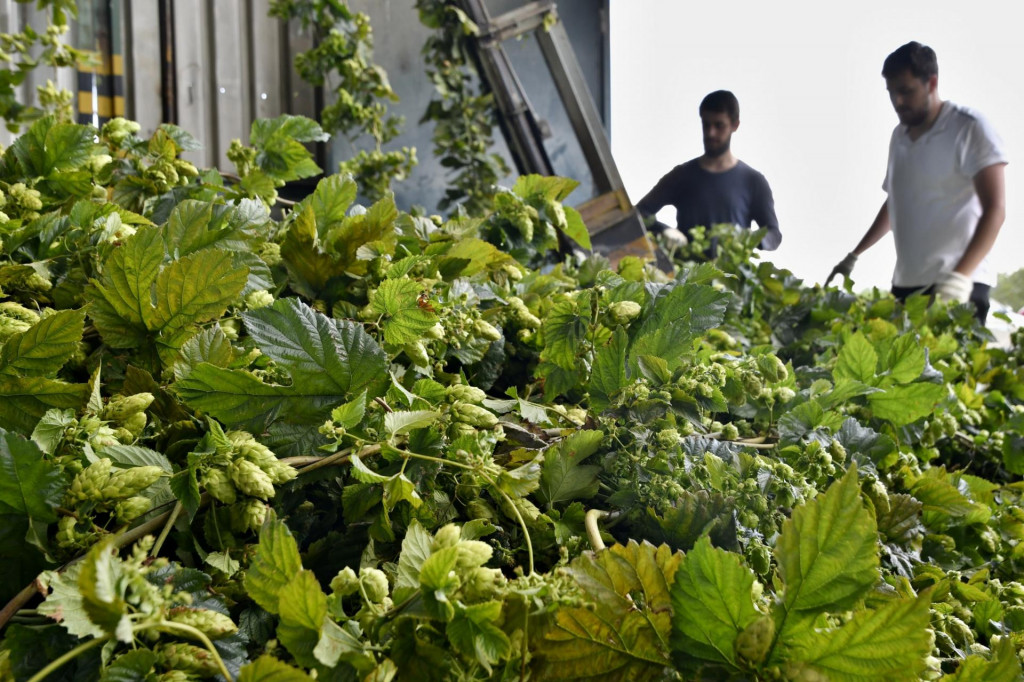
xmin=732 ymin=119 xmax=741 ymax=132
xmin=927 ymin=74 xmax=938 ymax=94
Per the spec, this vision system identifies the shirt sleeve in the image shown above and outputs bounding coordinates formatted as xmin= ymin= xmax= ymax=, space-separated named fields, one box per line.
xmin=635 ymin=167 xmax=679 ymax=217
xmin=751 ymin=172 xmax=782 ymax=251
xmin=958 ymin=112 xmax=1009 ymax=179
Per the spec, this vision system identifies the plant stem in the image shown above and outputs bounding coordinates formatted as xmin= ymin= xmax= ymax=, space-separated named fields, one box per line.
xmin=151 ymin=501 xmax=182 ymax=558
xmin=299 ymin=443 xmax=382 ymax=477
xmin=157 ymin=620 xmax=234 ymax=681
xmin=26 ymin=633 xmax=110 ymax=682
xmin=584 ymin=509 xmax=608 ymax=551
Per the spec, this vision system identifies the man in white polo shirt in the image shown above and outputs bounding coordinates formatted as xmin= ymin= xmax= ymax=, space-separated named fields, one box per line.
xmin=826 ymin=41 xmax=1008 ymax=323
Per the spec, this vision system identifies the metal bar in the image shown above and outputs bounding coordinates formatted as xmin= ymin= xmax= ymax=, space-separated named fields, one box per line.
xmin=480 ymin=1 xmax=552 ymax=43
xmin=534 ymin=8 xmax=623 ymax=195
xmin=458 ymin=0 xmax=554 ymax=177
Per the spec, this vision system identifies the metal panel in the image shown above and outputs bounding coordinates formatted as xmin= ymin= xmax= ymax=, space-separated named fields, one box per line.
xmin=250 ymin=0 xmax=285 ymax=121
xmin=173 ymin=0 xmax=214 ymax=167
xmin=126 ymin=0 xmax=165 ymax=136
xmin=211 ymin=0 xmax=251 ymax=169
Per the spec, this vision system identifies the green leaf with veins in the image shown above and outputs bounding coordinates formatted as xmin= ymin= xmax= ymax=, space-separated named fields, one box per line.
xmin=446 ymin=601 xmax=512 ymax=673
xmin=370 ymin=278 xmax=439 ymax=345
xmin=0 ymin=429 xmax=64 ymax=522
xmin=238 ymin=655 xmax=316 ymax=682
xmin=536 ymin=540 xmax=680 ymax=681
xmin=535 ymin=429 xmax=603 ymax=507
xmin=0 ymin=376 xmax=89 ymax=433
xmin=277 ymin=569 xmax=327 ymax=668
xmin=37 ymin=562 xmax=108 ymax=639
xmin=176 ymin=298 xmax=388 ymax=428
xmin=775 ymin=466 xmax=879 ymax=619
xmin=670 ymin=536 xmax=760 ymax=670
xmin=245 ymin=513 xmax=303 ymax=614
xmin=786 ymin=592 xmax=932 ymax=681
xmin=834 ymin=332 xmax=878 ymax=384
xmin=0 ymin=308 xmax=85 ymax=378
xmin=867 ymin=382 xmax=946 ymax=426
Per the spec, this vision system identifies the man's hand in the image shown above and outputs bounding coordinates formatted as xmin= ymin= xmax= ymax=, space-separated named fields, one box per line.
xmin=661 ymin=226 xmax=688 ymax=250
xmin=825 ymin=252 xmax=858 ymax=286
xmin=933 ymin=271 xmax=973 ymax=303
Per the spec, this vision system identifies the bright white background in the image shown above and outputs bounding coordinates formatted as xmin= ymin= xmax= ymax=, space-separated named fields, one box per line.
xmin=609 ymin=0 xmax=1023 ymax=292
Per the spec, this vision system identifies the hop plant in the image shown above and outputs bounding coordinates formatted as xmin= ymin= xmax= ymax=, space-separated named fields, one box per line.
xmin=167 ymin=607 xmax=239 ymax=639
xmin=228 ymin=459 xmax=275 ymax=500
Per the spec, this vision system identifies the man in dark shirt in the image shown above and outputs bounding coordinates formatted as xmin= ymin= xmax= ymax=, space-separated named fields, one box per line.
xmin=637 ymin=90 xmax=782 ymax=252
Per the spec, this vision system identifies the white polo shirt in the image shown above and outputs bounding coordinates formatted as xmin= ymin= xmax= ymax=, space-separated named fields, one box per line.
xmin=883 ymin=101 xmax=1008 ymax=287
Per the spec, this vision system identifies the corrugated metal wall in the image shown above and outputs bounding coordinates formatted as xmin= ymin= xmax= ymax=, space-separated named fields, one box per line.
xmin=1 ymin=0 xmax=610 ymax=210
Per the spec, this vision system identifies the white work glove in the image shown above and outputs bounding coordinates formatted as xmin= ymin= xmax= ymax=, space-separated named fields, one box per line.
xmin=661 ymin=226 xmax=688 ymax=250
xmin=933 ymin=271 xmax=973 ymax=303
xmin=825 ymin=252 xmax=858 ymax=286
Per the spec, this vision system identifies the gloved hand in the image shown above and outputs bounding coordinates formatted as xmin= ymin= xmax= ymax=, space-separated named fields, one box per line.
xmin=933 ymin=271 xmax=973 ymax=303
xmin=661 ymin=226 xmax=688 ymax=250
xmin=825 ymin=252 xmax=858 ymax=286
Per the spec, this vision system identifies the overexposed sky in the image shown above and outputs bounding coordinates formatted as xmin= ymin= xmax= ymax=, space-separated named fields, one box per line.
xmin=609 ymin=0 xmax=1023 ymax=292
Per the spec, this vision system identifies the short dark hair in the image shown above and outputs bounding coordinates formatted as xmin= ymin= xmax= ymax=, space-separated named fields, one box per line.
xmin=699 ymin=90 xmax=739 ymax=123
xmin=882 ymin=41 xmax=938 ymax=82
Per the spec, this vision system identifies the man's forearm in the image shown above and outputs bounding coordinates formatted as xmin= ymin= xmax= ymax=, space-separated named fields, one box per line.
xmin=853 ymin=202 xmax=891 ymax=255
xmin=759 ymin=225 xmax=782 ymax=251
xmin=954 ymin=208 xmax=1005 ymax=276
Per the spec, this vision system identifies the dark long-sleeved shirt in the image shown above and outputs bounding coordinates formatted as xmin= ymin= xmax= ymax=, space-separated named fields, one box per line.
xmin=636 ymin=159 xmax=782 ymax=250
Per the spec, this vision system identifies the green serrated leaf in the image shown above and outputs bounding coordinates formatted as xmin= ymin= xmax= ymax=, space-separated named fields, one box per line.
xmin=561 ymin=205 xmax=591 ymax=250
xmin=245 ymin=513 xmax=303 ymax=614
xmin=776 ymin=465 xmax=879 ymax=616
xmin=350 ymin=455 xmax=390 ymax=484
xmin=86 ymin=226 xmax=164 ymax=348
xmin=589 ymin=326 xmax=628 ymax=412
xmin=169 ymin=467 xmax=201 ymax=522
xmin=174 ymin=325 xmax=234 ymax=381
xmin=384 ymin=410 xmax=440 ymax=437
xmin=370 ymin=279 xmax=439 ymax=345
xmin=177 ymin=299 xmax=388 ymax=428
xmin=541 ymin=296 xmax=589 ymax=371
xmin=102 ymin=648 xmax=158 ymax=680
xmin=631 ymin=283 xmax=730 ymax=369
xmin=867 ymin=382 xmax=946 ymax=426
xmin=0 ymin=308 xmax=85 ymax=377
xmin=419 ymin=545 xmax=460 ymax=592
xmin=447 ymin=602 xmax=512 ymax=673
xmin=395 ymin=519 xmax=433 ymax=591
xmin=102 ymin=444 xmax=173 ymax=472
xmin=536 ymin=541 xmax=680 ymax=681
xmin=834 ymin=332 xmax=879 ymax=384
xmin=78 ymin=538 xmax=132 ymax=641
xmin=331 ymin=390 xmax=367 ymax=430
xmin=670 ymin=535 xmax=760 ymax=669
xmin=383 ymin=473 xmax=422 ymax=511
xmin=277 ymin=569 xmax=327 ymax=667
xmin=30 ymin=408 xmax=76 ymax=455
xmin=0 ymin=375 xmax=89 ymax=433
xmin=536 ymin=430 xmax=604 ymax=507
xmin=0 ymin=429 xmax=63 ymax=522
xmin=882 ymin=334 xmax=926 ymax=383
xmin=788 ymin=592 xmax=932 ymax=681
xmin=37 ymin=562 xmax=107 ymax=639
xmin=314 ymin=619 xmax=377 ymax=672
xmin=237 ymin=655 xmax=315 ymax=682
xmin=205 ymin=551 xmax=241 ymax=576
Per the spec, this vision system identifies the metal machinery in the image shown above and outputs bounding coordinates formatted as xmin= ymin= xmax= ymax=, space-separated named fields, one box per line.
xmin=457 ymin=0 xmax=661 ymax=267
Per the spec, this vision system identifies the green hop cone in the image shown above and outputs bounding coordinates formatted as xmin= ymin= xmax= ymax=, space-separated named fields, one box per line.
xmin=101 ymin=466 xmax=163 ymax=500
xmin=359 ymin=568 xmax=390 ymax=603
xmin=746 ymin=543 xmax=772 ymax=576
xmin=455 ymin=540 xmax=493 ymax=569
xmin=68 ymin=458 xmax=113 ymax=503
xmin=461 ymin=567 xmax=506 ymax=602
xmin=432 ymin=523 xmax=462 ymax=550
xmin=720 ymin=423 xmax=740 ymax=440
xmin=451 ymin=401 xmax=498 ymax=428
xmin=330 ymin=566 xmax=360 ymax=597
xmin=102 ymin=392 xmax=154 ymax=422
xmin=115 ymin=496 xmax=152 ymax=523
xmin=228 ymin=459 xmax=275 ymax=500
xmin=236 ymin=440 xmax=277 ymax=469
xmin=157 ymin=642 xmax=221 ymax=676
xmin=404 ymin=340 xmax=430 ymax=367
xmin=263 ymin=460 xmax=297 ymax=485
xmin=735 ymin=615 xmax=775 ymax=664
xmin=607 ymin=300 xmax=642 ymax=325
xmin=154 ymin=671 xmax=191 ymax=682
xmin=543 ymin=198 xmax=568 ymax=231
xmin=202 ymin=468 xmax=237 ymax=504
xmin=447 ymin=383 xmax=486 ymax=404
xmin=473 ymin=318 xmax=502 ymax=341
xmin=121 ymin=412 xmax=148 ymax=438
xmin=756 ymin=354 xmax=789 ymax=383
xmin=244 ymin=289 xmax=274 ymax=309
xmin=424 ymin=322 xmax=445 ymax=340
xmin=655 ymin=428 xmax=680 ymax=449
xmin=230 ymin=498 xmax=268 ymax=533
xmin=168 ymin=607 xmax=238 ymax=639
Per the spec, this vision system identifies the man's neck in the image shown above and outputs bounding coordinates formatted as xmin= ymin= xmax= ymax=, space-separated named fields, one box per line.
xmin=907 ymin=98 xmax=944 ymax=141
xmin=699 ymin=151 xmax=738 ymax=172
